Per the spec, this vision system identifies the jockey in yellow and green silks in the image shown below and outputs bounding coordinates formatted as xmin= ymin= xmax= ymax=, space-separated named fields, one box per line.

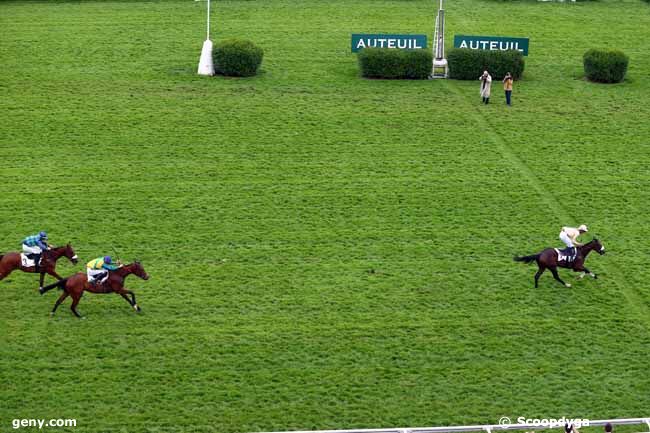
xmin=86 ymin=256 xmax=121 ymax=285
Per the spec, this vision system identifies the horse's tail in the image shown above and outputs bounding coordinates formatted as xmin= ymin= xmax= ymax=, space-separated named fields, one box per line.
xmin=40 ymin=277 xmax=68 ymax=295
xmin=513 ymin=254 xmax=539 ymax=264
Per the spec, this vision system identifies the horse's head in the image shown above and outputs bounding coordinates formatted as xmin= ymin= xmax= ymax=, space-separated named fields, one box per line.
xmin=592 ymin=238 xmax=606 ymax=255
xmin=131 ymin=260 xmax=150 ymax=280
xmin=65 ymin=243 xmax=79 ymax=264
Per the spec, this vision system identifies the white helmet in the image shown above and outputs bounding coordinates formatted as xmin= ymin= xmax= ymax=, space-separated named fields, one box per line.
xmin=578 ymin=224 xmax=588 ymax=232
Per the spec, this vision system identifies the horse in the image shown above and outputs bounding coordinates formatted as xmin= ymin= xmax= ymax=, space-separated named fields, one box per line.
xmin=40 ymin=261 xmax=150 ymax=318
xmin=0 ymin=244 xmax=79 ymax=290
xmin=514 ymin=238 xmax=605 ymax=288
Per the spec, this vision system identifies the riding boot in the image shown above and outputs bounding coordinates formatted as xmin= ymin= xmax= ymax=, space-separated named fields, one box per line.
xmin=34 ymin=254 xmax=41 ymax=272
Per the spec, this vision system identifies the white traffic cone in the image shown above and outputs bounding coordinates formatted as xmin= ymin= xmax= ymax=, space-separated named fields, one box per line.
xmin=197 ymin=39 xmax=214 ymax=76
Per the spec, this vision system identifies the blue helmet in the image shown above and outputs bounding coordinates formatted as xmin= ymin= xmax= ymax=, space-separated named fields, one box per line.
xmin=104 ymin=256 xmax=112 ymax=264
xmin=39 ymin=231 xmax=48 ymax=239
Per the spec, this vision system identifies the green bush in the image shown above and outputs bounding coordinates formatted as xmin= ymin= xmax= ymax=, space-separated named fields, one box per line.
xmin=214 ymin=39 xmax=264 ymax=77
xmin=583 ymin=49 xmax=629 ymax=83
xmin=447 ymin=48 xmax=524 ymax=80
xmin=358 ymin=48 xmax=432 ymax=80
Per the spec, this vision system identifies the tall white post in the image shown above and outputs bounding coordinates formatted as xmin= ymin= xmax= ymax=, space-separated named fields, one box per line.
xmin=431 ymin=0 xmax=448 ymax=78
xmin=206 ymin=0 xmax=210 ymax=40
xmin=198 ymin=0 xmax=215 ymax=76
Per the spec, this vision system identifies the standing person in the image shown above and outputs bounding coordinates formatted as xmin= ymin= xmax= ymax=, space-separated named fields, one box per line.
xmin=479 ymin=70 xmax=492 ymax=104
xmin=503 ymin=72 xmax=513 ymax=106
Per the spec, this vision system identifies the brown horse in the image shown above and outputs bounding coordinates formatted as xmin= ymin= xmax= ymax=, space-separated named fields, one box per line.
xmin=0 ymin=244 xmax=79 ymax=290
xmin=514 ymin=239 xmax=605 ymax=288
xmin=40 ymin=261 xmax=150 ymax=318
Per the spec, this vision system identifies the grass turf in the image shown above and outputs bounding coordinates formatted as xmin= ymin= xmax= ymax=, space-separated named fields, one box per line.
xmin=1 ymin=0 xmax=650 ymax=432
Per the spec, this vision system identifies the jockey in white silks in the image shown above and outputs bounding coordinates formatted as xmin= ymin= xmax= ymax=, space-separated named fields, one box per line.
xmin=559 ymin=224 xmax=588 ymax=252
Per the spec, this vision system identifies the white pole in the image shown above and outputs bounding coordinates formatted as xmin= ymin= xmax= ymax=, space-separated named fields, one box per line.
xmin=197 ymin=0 xmax=215 ymax=75
xmin=207 ymin=0 xmax=210 ymax=40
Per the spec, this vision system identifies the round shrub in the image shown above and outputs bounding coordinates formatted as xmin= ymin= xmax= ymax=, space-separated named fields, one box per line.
xmin=214 ymin=39 xmax=263 ymax=77
xmin=448 ymin=48 xmax=524 ymax=80
xmin=583 ymin=49 xmax=628 ymax=83
xmin=358 ymin=48 xmax=432 ymax=80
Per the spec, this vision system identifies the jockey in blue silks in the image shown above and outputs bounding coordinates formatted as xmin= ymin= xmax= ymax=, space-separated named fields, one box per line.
xmin=22 ymin=231 xmax=49 ymax=269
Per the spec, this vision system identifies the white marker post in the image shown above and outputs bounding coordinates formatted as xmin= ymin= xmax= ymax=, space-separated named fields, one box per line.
xmin=197 ymin=0 xmax=215 ymax=76
xmin=431 ymin=0 xmax=448 ymax=78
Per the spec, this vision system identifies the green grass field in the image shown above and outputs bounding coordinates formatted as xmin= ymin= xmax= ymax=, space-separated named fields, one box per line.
xmin=1 ymin=0 xmax=650 ymax=432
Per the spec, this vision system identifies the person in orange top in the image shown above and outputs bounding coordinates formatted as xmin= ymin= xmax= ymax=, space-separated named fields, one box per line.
xmin=503 ymin=72 xmax=514 ymax=106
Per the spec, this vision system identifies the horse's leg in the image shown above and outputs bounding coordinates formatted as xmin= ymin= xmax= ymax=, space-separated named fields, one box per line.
xmin=128 ymin=290 xmax=140 ymax=312
xmin=117 ymin=289 xmax=140 ymax=312
xmin=51 ymin=291 xmax=69 ymax=316
xmin=534 ymin=266 xmax=545 ymax=288
xmin=582 ymin=266 xmax=597 ymax=279
xmin=44 ymin=268 xmax=62 ymax=288
xmin=550 ymin=267 xmax=571 ymax=288
xmin=70 ymin=292 xmax=84 ymax=318
xmin=573 ymin=265 xmax=588 ymax=279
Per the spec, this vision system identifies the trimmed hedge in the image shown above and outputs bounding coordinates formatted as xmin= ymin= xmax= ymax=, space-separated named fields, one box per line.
xmin=358 ymin=48 xmax=432 ymax=80
xmin=447 ymin=48 xmax=524 ymax=80
xmin=214 ymin=39 xmax=263 ymax=77
xmin=583 ymin=49 xmax=628 ymax=83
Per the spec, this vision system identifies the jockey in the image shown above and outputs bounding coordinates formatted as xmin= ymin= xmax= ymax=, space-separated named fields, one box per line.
xmin=559 ymin=224 xmax=588 ymax=255
xmin=22 ymin=231 xmax=49 ymax=268
xmin=86 ymin=255 xmax=121 ymax=286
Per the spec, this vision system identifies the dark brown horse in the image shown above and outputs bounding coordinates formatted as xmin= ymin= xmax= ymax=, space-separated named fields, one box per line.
xmin=40 ymin=261 xmax=150 ymax=318
xmin=0 ymin=244 xmax=78 ymax=290
xmin=514 ymin=239 xmax=605 ymax=288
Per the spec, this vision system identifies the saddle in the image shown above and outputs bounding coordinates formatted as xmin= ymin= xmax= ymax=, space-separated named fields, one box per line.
xmin=20 ymin=253 xmax=41 ymax=268
xmin=555 ymin=247 xmax=578 ymax=264
xmin=87 ymin=272 xmax=109 ymax=290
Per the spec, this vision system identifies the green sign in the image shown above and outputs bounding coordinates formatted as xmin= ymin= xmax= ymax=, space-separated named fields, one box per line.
xmin=351 ymin=34 xmax=427 ymax=53
xmin=454 ymin=35 xmax=529 ymax=56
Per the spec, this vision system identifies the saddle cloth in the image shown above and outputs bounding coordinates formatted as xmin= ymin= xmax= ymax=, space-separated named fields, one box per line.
xmin=20 ymin=253 xmax=39 ymax=268
xmin=555 ymin=247 xmax=577 ymax=263
xmin=87 ymin=271 xmax=108 ymax=283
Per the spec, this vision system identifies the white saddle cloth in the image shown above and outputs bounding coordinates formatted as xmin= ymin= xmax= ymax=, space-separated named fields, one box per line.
xmin=20 ymin=253 xmax=36 ymax=268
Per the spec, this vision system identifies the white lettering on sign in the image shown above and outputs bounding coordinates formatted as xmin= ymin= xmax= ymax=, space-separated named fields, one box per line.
xmin=457 ymin=39 xmax=526 ymax=53
xmin=352 ymin=35 xmax=428 ymax=52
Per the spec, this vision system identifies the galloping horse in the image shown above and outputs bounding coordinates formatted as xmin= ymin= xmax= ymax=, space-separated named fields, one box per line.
xmin=514 ymin=239 xmax=605 ymax=288
xmin=0 ymin=244 xmax=78 ymax=290
xmin=40 ymin=261 xmax=149 ymax=318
